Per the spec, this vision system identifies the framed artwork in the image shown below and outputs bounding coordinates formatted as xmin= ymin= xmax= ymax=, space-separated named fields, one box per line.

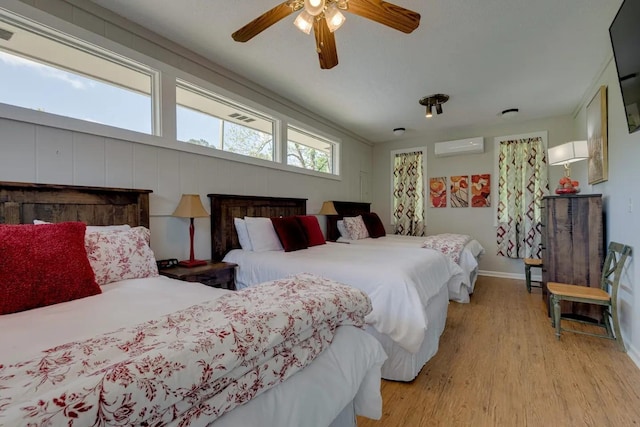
xmin=471 ymin=174 xmax=491 ymax=207
xmin=586 ymin=85 xmax=608 ymax=184
xmin=450 ymin=175 xmax=469 ymax=208
xmin=429 ymin=177 xmax=447 ymax=208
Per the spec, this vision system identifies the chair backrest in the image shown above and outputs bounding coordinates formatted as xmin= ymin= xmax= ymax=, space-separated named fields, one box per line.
xmin=601 ymin=242 xmax=632 ymax=302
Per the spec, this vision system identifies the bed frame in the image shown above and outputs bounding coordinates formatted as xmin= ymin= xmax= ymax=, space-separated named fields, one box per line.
xmin=0 ymin=181 xmax=151 ymax=227
xmin=326 ymin=201 xmax=371 ymax=241
xmin=208 ymin=194 xmax=307 ymax=261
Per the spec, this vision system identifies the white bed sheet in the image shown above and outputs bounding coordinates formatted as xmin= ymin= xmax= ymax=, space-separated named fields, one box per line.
xmin=337 ymin=235 xmax=485 ymax=303
xmin=224 ymin=242 xmax=462 ymax=354
xmin=0 ymin=276 xmax=387 ymax=427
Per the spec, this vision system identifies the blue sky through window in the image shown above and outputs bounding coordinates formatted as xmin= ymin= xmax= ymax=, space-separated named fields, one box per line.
xmin=0 ymin=51 xmax=151 ymax=134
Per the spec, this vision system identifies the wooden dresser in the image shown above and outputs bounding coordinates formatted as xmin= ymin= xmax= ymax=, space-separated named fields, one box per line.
xmin=541 ymin=194 xmax=604 ymax=321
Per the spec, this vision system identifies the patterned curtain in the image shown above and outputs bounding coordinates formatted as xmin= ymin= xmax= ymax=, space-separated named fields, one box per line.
xmin=393 ymin=151 xmax=425 ymax=236
xmin=496 ymin=137 xmax=549 ymax=258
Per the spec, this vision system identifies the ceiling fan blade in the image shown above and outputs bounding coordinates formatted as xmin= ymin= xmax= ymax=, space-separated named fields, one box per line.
xmin=346 ymin=0 xmax=420 ymax=34
xmin=314 ymin=18 xmax=339 ymax=69
xmin=232 ymin=2 xmax=294 ymax=42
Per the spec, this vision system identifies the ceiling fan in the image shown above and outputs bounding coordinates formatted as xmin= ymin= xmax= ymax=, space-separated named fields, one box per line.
xmin=232 ymin=0 xmax=420 ymax=70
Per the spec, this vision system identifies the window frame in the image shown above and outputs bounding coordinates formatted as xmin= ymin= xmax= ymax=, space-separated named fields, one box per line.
xmin=0 ymin=3 xmax=342 ymax=181
xmin=286 ymin=123 xmax=340 ymax=175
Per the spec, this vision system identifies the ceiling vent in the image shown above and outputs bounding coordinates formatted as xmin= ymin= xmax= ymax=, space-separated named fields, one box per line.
xmin=228 ymin=112 xmax=256 ymax=123
xmin=434 ymin=137 xmax=484 ymax=157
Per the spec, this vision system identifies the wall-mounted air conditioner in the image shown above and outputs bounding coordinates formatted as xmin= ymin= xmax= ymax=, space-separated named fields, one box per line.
xmin=434 ymin=137 xmax=484 ymax=157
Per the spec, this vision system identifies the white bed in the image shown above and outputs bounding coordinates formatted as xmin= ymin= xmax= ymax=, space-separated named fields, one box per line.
xmin=0 ymin=276 xmax=387 ymax=427
xmin=0 ymin=183 xmax=387 ymax=427
xmin=336 ymin=234 xmax=485 ymax=303
xmin=223 ymin=242 xmax=463 ymax=381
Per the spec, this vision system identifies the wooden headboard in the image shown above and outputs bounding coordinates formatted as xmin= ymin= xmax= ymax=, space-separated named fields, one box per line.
xmin=326 ymin=201 xmax=371 ymax=242
xmin=208 ymin=194 xmax=307 ymax=261
xmin=0 ymin=181 xmax=152 ymax=227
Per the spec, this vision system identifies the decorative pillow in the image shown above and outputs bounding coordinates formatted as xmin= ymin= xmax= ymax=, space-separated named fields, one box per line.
xmin=343 ymin=215 xmax=369 ymax=240
xmin=361 ymin=212 xmax=386 ymax=238
xmin=34 ymin=219 xmax=131 ymax=232
xmin=0 ymin=222 xmax=101 ymax=315
xmin=244 ymin=217 xmax=283 ymax=252
xmin=337 ymin=220 xmax=350 ymax=239
xmin=84 ymin=227 xmax=159 ymax=286
xmin=234 ymin=218 xmax=253 ymax=251
xmin=296 ymin=215 xmax=326 ymax=247
xmin=271 ymin=216 xmax=309 ymax=252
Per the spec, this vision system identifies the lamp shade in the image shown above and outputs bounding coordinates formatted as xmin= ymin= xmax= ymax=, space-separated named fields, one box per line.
xmin=172 ymin=194 xmax=209 ymax=218
xmin=318 ymin=201 xmax=338 ymax=215
xmin=548 ymin=141 xmax=589 ymax=165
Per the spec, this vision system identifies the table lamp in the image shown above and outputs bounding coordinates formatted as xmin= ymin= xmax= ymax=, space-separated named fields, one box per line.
xmin=548 ymin=140 xmax=588 ymax=194
xmin=172 ymin=194 xmax=209 ymax=267
xmin=318 ymin=201 xmax=338 ymax=215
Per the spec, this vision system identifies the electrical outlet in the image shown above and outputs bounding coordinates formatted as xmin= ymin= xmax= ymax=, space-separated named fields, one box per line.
xmin=628 ymin=198 xmax=633 ymax=213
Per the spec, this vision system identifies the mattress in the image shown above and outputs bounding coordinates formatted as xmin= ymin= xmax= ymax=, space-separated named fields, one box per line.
xmin=224 ymin=242 xmax=460 ymax=354
xmin=0 ymin=276 xmax=387 ymax=427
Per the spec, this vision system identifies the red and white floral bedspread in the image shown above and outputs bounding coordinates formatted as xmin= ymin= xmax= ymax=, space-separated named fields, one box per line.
xmin=0 ymin=273 xmax=371 ymax=427
xmin=422 ymin=233 xmax=472 ymax=264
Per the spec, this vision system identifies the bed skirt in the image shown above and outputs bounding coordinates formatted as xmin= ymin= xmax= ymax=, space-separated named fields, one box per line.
xmin=367 ymin=284 xmax=449 ymax=382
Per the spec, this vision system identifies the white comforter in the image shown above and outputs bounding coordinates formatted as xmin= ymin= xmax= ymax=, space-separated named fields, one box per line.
xmin=0 ymin=276 xmax=386 ymax=427
xmin=224 ymin=242 xmax=463 ymax=353
xmin=336 ymin=235 xmax=485 ymax=302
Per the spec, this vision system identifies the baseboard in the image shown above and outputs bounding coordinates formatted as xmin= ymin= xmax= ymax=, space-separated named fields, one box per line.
xmin=478 ymin=270 xmax=542 ymax=282
xmin=625 ymin=338 xmax=640 ymax=369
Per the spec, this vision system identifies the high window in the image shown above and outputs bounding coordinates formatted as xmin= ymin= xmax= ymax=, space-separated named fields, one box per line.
xmin=176 ymin=80 xmax=275 ymax=161
xmin=0 ymin=16 xmax=155 ymax=134
xmin=287 ymin=125 xmax=336 ymax=173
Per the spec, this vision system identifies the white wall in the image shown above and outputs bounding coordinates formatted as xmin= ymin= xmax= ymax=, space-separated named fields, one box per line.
xmin=571 ymin=57 xmax=640 ymax=364
xmin=0 ymin=0 xmax=373 ymax=260
xmin=372 ymin=115 xmax=575 ymax=277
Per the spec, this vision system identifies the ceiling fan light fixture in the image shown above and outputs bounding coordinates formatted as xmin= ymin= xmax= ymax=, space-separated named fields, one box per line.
xmin=294 ymin=10 xmax=314 ymax=34
xmin=435 ymin=103 xmax=443 ymax=115
xmin=304 ymin=0 xmax=325 ymax=16
xmin=325 ymin=3 xmax=346 ymax=32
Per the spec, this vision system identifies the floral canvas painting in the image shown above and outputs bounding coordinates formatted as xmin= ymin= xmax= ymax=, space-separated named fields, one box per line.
xmin=450 ymin=175 xmax=469 ymax=208
xmin=471 ymin=174 xmax=491 ymax=207
xmin=429 ymin=177 xmax=447 ymax=208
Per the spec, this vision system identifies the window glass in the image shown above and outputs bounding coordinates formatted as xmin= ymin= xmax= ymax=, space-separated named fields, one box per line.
xmin=0 ymin=18 xmax=154 ymax=134
xmin=287 ymin=126 xmax=335 ymax=173
xmin=176 ymin=81 xmax=274 ymax=160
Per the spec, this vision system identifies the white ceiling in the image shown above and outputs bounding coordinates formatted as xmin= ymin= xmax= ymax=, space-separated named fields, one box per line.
xmin=90 ymin=0 xmax=623 ymax=144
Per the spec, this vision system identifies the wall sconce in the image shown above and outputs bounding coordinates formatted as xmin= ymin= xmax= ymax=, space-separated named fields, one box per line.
xmin=172 ymin=194 xmax=209 ymax=267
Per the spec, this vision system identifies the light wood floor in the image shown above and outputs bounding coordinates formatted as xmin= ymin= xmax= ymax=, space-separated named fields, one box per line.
xmin=358 ymin=276 xmax=640 ymax=426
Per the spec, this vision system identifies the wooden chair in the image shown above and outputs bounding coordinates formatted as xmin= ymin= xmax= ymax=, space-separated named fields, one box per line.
xmin=548 ymin=242 xmax=632 ymax=352
xmin=524 ymin=258 xmax=543 ymax=293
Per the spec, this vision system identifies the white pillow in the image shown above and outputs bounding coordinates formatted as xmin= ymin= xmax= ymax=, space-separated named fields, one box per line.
xmin=234 ymin=218 xmax=253 ymax=251
xmin=34 ymin=219 xmax=131 ymax=232
xmin=244 ymin=216 xmax=283 ymax=252
xmin=343 ymin=215 xmax=369 ymax=240
xmin=337 ymin=220 xmax=350 ymax=239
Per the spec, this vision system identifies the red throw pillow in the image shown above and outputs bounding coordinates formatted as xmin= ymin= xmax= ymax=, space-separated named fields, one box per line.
xmin=271 ymin=216 xmax=309 ymax=252
xmin=296 ymin=215 xmax=326 ymax=247
xmin=0 ymin=222 xmax=101 ymax=315
xmin=361 ymin=212 xmax=386 ymax=238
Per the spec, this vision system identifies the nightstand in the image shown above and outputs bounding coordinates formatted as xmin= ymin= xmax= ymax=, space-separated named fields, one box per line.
xmin=159 ymin=261 xmax=237 ymax=290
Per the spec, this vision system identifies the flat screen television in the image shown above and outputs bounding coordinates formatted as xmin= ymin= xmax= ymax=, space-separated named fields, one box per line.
xmin=609 ymin=0 xmax=640 ymax=134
